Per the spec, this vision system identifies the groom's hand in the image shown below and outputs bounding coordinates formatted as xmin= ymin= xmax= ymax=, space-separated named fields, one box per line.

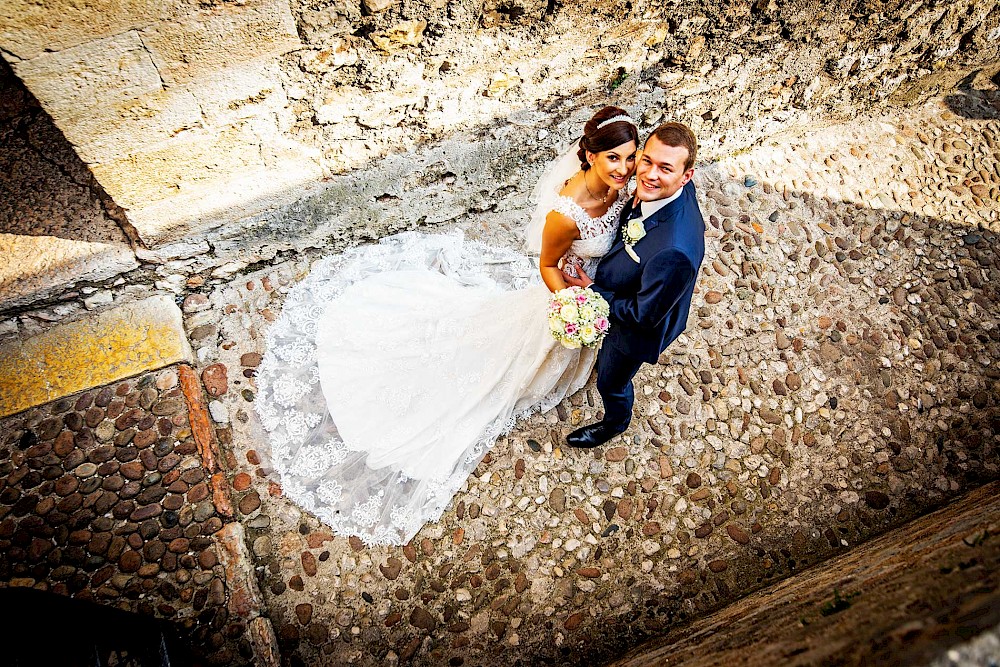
xmin=562 ymin=263 xmax=593 ymax=288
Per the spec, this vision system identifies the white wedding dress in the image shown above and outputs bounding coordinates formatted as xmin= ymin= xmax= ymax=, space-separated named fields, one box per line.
xmin=255 ymin=186 xmax=627 ymax=545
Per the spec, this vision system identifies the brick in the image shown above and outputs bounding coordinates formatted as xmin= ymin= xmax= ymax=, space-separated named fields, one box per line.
xmin=178 ymin=364 xmax=219 ymax=473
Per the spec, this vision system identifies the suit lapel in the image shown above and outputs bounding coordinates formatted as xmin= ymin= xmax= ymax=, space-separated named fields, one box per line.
xmin=604 ymin=191 xmax=681 ymax=263
xmin=637 ymin=189 xmax=682 ymax=233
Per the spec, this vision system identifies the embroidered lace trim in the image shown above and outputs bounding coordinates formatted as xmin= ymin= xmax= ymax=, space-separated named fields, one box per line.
xmin=256 ymin=224 xmax=614 ymax=546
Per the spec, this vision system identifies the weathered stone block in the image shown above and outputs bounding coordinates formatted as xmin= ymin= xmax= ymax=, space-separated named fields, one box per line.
xmin=88 ymin=116 xmax=323 ymax=245
xmin=11 ymin=30 xmax=163 ymax=124
xmin=90 ymin=124 xmax=270 ymax=211
xmin=134 ymin=239 xmax=212 ymax=263
xmin=70 ymin=88 xmax=203 ymax=164
xmin=0 ymin=295 xmax=192 ymax=417
xmin=139 ymin=0 xmax=299 ymax=86
xmin=0 ymin=0 xmax=175 ymax=60
xmin=0 ymin=234 xmax=138 ymax=312
xmin=215 ymin=522 xmax=265 ymax=619
xmin=186 ymin=61 xmax=291 ymax=129
xmin=124 ymin=146 xmax=323 ymax=246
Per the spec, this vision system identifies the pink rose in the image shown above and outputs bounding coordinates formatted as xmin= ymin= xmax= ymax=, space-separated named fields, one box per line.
xmin=595 ymin=317 xmax=609 ymax=332
xmin=576 ymin=294 xmax=588 ymax=304
xmin=565 ymin=322 xmax=578 ymax=334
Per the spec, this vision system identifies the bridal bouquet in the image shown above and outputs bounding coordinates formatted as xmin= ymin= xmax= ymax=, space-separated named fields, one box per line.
xmin=548 ymin=287 xmax=611 ymax=349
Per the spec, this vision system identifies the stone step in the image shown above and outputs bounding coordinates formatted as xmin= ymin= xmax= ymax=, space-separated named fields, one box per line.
xmin=0 ymin=232 xmax=138 ymax=312
xmin=0 ymin=60 xmax=140 ymax=313
xmin=0 ymin=294 xmax=192 ymax=417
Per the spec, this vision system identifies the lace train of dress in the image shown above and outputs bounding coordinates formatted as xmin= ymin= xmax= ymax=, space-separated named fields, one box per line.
xmin=256 ymin=193 xmax=625 ymax=545
xmin=318 ymin=270 xmax=596 ymax=481
xmin=255 ymin=232 xmax=596 ymax=544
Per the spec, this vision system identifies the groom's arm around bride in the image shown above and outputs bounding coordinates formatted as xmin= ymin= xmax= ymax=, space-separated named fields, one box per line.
xmin=563 ymin=122 xmax=706 ymax=448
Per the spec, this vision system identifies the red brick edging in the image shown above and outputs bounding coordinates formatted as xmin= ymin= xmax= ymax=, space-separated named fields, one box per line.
xmin=179 ymin=362 xmax=277 ymax=665
xmin=178 ymin=364 xmax=221 ymax=474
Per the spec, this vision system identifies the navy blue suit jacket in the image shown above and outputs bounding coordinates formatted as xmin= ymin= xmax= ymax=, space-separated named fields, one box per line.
xmin=590 ymin=182 xmax=705 ymax=363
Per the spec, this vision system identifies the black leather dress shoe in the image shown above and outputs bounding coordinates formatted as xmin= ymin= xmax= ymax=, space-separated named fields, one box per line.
xmin=566 ymin=421 xmax=628 ymax=449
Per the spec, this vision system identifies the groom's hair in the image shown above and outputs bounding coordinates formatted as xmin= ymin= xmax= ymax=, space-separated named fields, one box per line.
xmin=647 ymin=122 xmax=697 ymax=172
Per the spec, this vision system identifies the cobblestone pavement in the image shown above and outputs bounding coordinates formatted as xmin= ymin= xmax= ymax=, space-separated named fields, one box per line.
xmin=190 ymin=94 xmax=998 ymax=665
xmin=0 ymin=365 xmax=272 ymax=664
xmin=2 ymin=91 xmax=998 ymax=666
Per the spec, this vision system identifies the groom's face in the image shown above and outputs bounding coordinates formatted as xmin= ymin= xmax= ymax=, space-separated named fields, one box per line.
xmin=634 ymin=135 xmax=694 ymax=202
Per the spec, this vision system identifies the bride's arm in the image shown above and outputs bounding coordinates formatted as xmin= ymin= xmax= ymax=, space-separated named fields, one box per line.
xmin=539 ymin=211 xmax=580 ymax=292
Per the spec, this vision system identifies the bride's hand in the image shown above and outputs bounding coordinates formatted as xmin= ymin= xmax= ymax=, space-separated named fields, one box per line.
xmin=562 ymin=263 xmax=593 ymax=288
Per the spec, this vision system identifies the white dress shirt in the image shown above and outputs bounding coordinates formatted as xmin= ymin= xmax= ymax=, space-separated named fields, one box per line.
xmin=632 ymin=184 xmax=685 ymax=223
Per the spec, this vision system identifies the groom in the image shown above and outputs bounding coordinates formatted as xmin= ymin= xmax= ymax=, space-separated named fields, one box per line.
xmin=563 ymin=121 xmax=705 ymax=448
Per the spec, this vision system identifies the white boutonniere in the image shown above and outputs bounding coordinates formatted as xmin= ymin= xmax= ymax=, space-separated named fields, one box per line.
xmin=623 ymin=219 xmax=646 ymax=263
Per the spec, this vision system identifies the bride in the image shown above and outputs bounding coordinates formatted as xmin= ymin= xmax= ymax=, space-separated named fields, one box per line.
xmin=255 ymin=106 xmax=638 ymax=545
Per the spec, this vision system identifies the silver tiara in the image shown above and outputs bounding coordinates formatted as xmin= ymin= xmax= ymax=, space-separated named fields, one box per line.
xmin=597 ymin=114 xmax=635 ymax=129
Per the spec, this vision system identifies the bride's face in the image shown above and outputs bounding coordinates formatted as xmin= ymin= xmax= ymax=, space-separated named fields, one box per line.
xmin=588 ymin=140 xmax=637 ymax=191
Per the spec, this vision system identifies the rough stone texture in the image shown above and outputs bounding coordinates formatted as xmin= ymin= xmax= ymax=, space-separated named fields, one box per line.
xmin=0 ymin=0 xmax=175 ymax=61
xmin=0 ymin=296 xmax=192 ymax=417
xmin=139 ymin=2 xmax=300 ymax=86
xmin=1 ymin=0 xmax=314 ymax=248
xmin=608 ymin=481 xmax=1000 ymax=667
xmin=0 ymin=366 xmax=254 ymax=664
xmin=0 ymin=59 xmax=138 ymax=311
xmin=249 ymin=615 xmax=281 ymax=667
xmin=0 ymin=234 xmax=139 ymax=313
xmin=198 ymin=93 xmax=1000 ymax=666
xmin=2 ymin=0 xmax=998 ymax=255
xmin=12 ymin=31 xmax=163 ymax=122
xmin=215 ymin=522 xmax=267 ymax=622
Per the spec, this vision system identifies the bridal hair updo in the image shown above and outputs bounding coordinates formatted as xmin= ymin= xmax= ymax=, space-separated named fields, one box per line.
xmin=577 ymin=106 xmax=639 ymax=171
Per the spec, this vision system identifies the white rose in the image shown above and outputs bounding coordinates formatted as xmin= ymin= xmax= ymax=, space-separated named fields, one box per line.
xmin=627 ymin=220 xmax=646 ymax=241
xmin=559 ymin=304 xmax=579 ymax=322
xmin=580 ymin=324 xmax=597 ymax=344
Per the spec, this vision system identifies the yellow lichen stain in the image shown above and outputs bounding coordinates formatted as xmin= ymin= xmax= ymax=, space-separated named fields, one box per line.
xmin=0 ymin=299 xmax=190 ymax=417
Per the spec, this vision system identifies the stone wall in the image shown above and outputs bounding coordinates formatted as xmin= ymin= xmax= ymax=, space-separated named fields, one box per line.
xmin=2 ymin=0 xmax=999 ymax=260
xmin=1 ymin=0 xmax=315 ymax=249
